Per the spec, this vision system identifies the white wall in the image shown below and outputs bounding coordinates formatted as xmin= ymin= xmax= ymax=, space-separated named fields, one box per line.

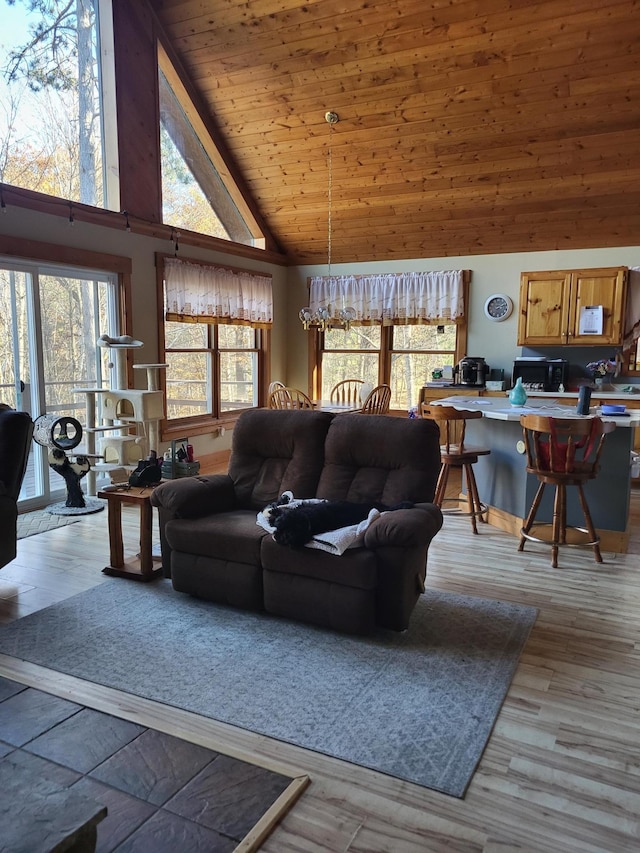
xmin=288 ymin=247 xmax=640 ymax=390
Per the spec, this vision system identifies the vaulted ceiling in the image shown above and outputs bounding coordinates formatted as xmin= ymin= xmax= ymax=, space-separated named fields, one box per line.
xmin=150 ymin=0 xmax=640 ymax=265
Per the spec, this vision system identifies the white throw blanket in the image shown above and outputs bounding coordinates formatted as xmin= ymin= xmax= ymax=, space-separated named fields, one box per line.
xmin=256 ymin=500 xmax=381 ymax=556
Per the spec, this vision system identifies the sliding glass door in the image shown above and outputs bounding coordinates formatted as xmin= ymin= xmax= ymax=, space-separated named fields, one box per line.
xmin=0 ymin=258 xmax=119 ymax=510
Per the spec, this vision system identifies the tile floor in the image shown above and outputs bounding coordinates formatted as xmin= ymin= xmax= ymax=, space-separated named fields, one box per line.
xmin=0 ymin=675 xmax=292 ymax=852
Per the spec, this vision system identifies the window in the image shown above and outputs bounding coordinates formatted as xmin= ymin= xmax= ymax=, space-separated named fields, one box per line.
xmin=317 ymin=323 xmax=461 ymax=411
xmin=159 ymin=254 xmax=271 ymax=434
xmin=157 ymin=45 xmax=264 ymax=247
xmin=389 ymin=325 xmax=458 ymax=409
xmin=0 ymin=251 xmax=122 ymax=508
xmin=0 ymin=0 xmax=118 ymax=210
xmin=320 ymin=327 xmax=381 ymax=399
xmin=164 ymin=322 xmax=261 ymax=420
xmin=313 ymin=271 xmax=468 ymax=410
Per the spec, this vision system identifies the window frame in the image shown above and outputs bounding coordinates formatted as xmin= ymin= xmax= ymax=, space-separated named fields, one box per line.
xmin=157 ymin=43 xmax=265 ymax=249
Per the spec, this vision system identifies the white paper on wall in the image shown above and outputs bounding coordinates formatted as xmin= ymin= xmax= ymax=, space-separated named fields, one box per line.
xmin=579 ymin=305 xmax=604 ymax=335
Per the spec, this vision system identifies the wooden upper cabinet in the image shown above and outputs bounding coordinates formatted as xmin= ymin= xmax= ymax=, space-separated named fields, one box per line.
xmin=517 ymin=267 xmax=627 ymax=346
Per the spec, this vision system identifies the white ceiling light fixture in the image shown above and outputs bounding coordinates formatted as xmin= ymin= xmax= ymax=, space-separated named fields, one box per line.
xmin=299 ymin=111 xmax=356 ymax=332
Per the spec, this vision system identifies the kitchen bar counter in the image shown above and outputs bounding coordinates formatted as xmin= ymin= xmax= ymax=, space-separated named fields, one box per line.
xmin=432 ymin=394 xmax=640 ymax=427
xmin=428 ymin=395 xmax=635 ymax=552
xmin=526 ymin=388 xmax=640 ymax=400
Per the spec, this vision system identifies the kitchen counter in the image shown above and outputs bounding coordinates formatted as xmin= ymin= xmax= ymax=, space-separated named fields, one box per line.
xmin=429 ymin=395 xmax=635 ymax=552
xmin=433 ymin=395 xmax=640 ymax=428
xmin=525 ymin=387 xmax=640 ymax=398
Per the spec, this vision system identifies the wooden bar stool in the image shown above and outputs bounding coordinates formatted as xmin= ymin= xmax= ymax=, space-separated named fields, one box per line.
xmin=421 ymin=404 xmax=491 ymax=534
xmin=519 ymin=415 xmax=615 ymax=568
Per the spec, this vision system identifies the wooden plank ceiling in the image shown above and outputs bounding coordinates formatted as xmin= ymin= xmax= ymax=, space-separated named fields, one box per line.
xmin=150 ymin=0 xmax=640 ymax=265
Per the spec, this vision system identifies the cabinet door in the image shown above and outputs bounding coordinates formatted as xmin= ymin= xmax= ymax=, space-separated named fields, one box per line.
xmin=568 ymin=268 xmax=627 ymax=345
xmin=517 ymin=271 xmax=571 ymax=345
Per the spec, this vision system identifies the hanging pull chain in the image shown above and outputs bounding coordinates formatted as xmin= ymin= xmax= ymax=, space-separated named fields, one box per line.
xmin=325 ymin=111 xmax=338 ymax=281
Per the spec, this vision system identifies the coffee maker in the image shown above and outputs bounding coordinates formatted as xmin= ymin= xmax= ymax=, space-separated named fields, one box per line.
xmin=456 ymin=356 xmax=489 ymax=387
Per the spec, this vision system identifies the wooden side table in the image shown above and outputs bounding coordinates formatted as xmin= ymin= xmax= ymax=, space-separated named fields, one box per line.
xmin=97 ymin=485 xmax=163 ymax=581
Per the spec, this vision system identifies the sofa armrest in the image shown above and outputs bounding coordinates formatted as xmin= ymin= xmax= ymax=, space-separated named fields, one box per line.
xmin=150 ymin=474 xmax=237 ymax=519
xmin=363 ymin=505 xmax=443 ymax=549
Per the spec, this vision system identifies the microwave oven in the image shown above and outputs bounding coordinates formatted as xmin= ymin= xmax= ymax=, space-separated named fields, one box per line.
xmin=512 ymin=358 xmax=569 ymax=392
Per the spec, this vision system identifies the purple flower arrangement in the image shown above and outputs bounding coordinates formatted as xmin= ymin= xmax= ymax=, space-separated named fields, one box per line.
xmin=586 ymin=358 xmax=617 ymax=377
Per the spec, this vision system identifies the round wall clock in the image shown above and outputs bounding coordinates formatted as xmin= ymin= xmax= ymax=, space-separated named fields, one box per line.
xmin=484 ymin=293 xmax=513 ymax=322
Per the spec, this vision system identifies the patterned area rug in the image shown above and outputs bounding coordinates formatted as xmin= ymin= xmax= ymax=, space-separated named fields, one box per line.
xmin=17 ymin=510 xmax=81 ymax=540
xmin=0 ymin=580 xmax=537 ymax=797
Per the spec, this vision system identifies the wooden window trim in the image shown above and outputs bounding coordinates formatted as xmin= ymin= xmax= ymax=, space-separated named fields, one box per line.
xmin=0 ymin=184 xmax=287 ymax=266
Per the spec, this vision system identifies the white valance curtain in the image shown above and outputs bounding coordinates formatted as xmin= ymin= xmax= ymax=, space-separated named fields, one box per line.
xmin=164 ymin=257 xmax=273 ymax=327
xmin=309 ymin=270 xmax=465 ymax=324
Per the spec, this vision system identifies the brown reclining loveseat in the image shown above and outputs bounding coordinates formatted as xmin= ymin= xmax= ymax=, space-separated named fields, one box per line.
xmin=151 ymin=408 xmax=443 ymax=634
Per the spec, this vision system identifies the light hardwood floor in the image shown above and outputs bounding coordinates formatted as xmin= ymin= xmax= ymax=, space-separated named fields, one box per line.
xmin=1 ymin=486 xmax=640 ymax=853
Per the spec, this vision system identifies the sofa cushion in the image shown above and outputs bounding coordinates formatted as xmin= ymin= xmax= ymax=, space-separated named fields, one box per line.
xmin=229 ymin=409 xmax=334 ymax=509
xmin=263 ymin=571 xmax=376 ymax=634
xmin=165 ymin=509 xmax=267 ymax=566
xmin=261 ymin=536 xmax=377 ymax=590
xmin=171 ymin=553 xmax=264 ymax=611
xmin=316 ymin=413 xmax=441 ymax=504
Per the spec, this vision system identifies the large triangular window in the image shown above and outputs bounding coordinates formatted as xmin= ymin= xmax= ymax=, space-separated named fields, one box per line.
xmin=158 ymin=46 xmax=263 ymax=247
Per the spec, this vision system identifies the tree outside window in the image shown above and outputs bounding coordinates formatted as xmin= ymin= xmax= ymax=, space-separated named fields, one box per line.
xmin=164 ymin=321 xmax=261 ymax=422
xmin=389 ymin=324 xmax=457 ymax=410
xmin=0 ymin=0 xmax=115 ymax=208
xmin=318 ymin=323 xmax=458 ymax=411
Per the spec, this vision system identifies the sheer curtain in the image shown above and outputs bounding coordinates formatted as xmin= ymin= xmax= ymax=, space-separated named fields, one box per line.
xmin=309 ymin=270 xmax=465 ymax=323
xmin=164 ymin=257 xmax=273 ymax=327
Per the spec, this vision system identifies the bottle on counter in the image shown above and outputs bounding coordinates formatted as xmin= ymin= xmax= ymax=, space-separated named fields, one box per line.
xmin=509 ymin=376 xmax=528 ymax=406
xmin=576 ymin=386 xmax=592 ymax=416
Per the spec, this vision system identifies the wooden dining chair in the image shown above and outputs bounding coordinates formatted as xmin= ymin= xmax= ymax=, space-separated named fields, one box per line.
xmin=330 ymin=379 xmax=364 ymax=406
xmin=268 ymin=386 xmax=314 ymax=410
xmin=268 ymin=380 xmax=286 ymax=397
xmin=359 ymin=384 xmax=391 ymax=415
